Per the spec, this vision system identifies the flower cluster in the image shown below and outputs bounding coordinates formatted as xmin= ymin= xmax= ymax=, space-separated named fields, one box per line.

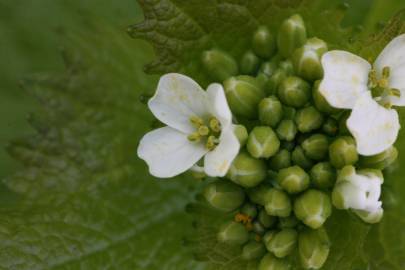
xmin=138 ymin=13 xmax=404 ymax=270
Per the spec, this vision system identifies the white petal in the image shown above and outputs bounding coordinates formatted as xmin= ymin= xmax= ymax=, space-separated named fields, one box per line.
xmin=206 ymin=83 xmax=233 ymax=127
xmin=319 ymin=51 xmax=371 ymax=109
xmin=347 ymin=92 xmax=400 ymax=156
xmin=374 ymin=34 xmax=405 ymax=106
xmin=204 ymin=126 xmax=240 ymax=177
xmin=137 ymin=127 xmax=208 ymax=178
xmin=148 ymin=73 xmax=208 ymax=133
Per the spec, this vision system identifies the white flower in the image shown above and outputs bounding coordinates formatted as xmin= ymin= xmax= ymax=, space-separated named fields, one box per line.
xmin=332 ymin=166 xmax=384 ymax=224
xmin=137 ymin=73 xmax=240 ymax=178
xmin=319 ymin=34 xmax=405 ymax=156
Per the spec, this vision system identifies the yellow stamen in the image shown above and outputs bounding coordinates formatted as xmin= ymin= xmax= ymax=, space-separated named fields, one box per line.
xmin=390 ymin=88 xmax=401 ymax=98
xmin=190 ymin=116 xmax=204 ymax=127
xmin=206 ymin=136 xmax=219 ymax=150
xmin=187 ymin=132 xmax=201 ymax=142
xmin=198 ymin=125 xmax=209 ymax=136
xmin=382 ymin=66 xmax=390 ymax=78
xmin=209 ymin=117 xmax=221 ymax=133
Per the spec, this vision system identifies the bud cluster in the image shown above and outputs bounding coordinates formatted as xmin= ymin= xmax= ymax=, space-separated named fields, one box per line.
xmin=198 ymin=14 xmax=397 ymax=270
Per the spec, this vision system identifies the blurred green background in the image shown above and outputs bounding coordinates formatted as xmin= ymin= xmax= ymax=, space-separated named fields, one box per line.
xmin=1 ymin=0 xmax=405 ymax=180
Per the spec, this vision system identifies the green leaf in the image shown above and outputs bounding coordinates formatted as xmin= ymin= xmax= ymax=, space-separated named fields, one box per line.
xmin=0 ymin=22 xmax=205 ymax=269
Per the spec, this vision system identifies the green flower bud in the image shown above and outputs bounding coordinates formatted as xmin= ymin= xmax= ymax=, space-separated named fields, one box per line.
xmin=313 ymin=81 xmax=339 ymax=114
xmin=227 ymin=152 xmax=267 ymax=188
xmin=241 ymin=203 xmax=258 ymax=218
xmin=259 ymin=209 xmax=277 ymax=228
xmin=253 ymin=220 xmax=266 ymax=235
xmin=203 ymin=180 xmax=245 ymax=212
xmin=267 ymin=68 xmax=287 ymax=95
xmin=279 ymin=60 xmax=295 ymax=75
xmin=282 ymin=106 xmax=296 ymax=120
xmin=301 ymin=134 xmax=329 ymax=161
xmin=292 ymin=38 xmax=328 ymax=81
xmin=260 ymin=60 xmax=278 ymax=78
xmin=269 ymin=149 xmax=291 ymax=171
xmin=359 ymin=146 xmax=398 ymax=170
xmin=310 ymin=162 xmax=336 ymax=189
xmin=277 ymin=165 xmax=310 ymax=194
xmin=278 ymin=76 xmax=311 ymax=108
xmin=224 ymin=75 xmax=265 ymax=119
xmin=258 ymin=253 xmax=291 ymax=270
xmin=353 ymin=209 xmax=384 ymax=224
xmin=278 ymin=14 xmax=307 ymax=58
xmin=263 ymin=230 xmax=277 ymax=247
xmin=240 ymin=50 xmax=261 ymax=75
xmin=267 ymin=229 xmax=298 ymax=258
xmin=253 ymin=26 xmax=276 ymax=59
xmin=291 ymin=146 xmax=314 ymax=170
xmin=329 ymin=136 xmax=358 ymax=169
xmin=278 ymin=215 xmax=299 ymax=229
xmin=322 ymin=117 xmax=338 ymax=136
xmin=247 ymin=184 xmax=272 ymax=205
xmin=234 ymin=124 xmax=249 ymax=146
xmin=217 ymin=221 xmax=249 ymax=245
xmin=242 ymin=241 xmax=267 ymax=260
xmin=299 ymin=227 xmax=330 ymax=269
xmin=247 ymin=126 xmax=280 ymax=159
xmin=264 ymin=189 xmax=292 ymax=217
xmin=276 ymin=119 xmax=297 ymax=142
xmin=295 ymin=106 xmax=324 ymax=133
xmin=258 ymin=96 xmax=283 ymax=127
xmin=294 ymin=190 xmax=332 ymax=229
xmin=202 ymin=49 xmax=238 ymax=82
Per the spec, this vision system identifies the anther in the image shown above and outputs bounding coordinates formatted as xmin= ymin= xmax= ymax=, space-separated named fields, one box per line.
xmin=187 ymin=132 xmax=201 ymax=142
xmin=190 ymin=116 xmax=204 ymax=127
xmin=209 ymin=117 xmax=221 ymax=133
xmin=198 ymin=125 xmax=210 ymax=136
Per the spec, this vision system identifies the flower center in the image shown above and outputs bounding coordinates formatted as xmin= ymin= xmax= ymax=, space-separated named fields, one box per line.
xmin=187 ymin=116 xmax=222 ymax=150
xmin=368 ymin=66 xmax=400 ymax=108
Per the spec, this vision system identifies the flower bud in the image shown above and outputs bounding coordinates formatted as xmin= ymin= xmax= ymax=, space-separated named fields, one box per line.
xmin=223 ymin=75 xmax=265 ymax=119
xmin=263 ymin=230 xmax=277 ymax=247
xmin=259 ymin=253 xmax=290 ymax=270
xmin=277 ymin=14 xmax=307 ymax=58
xmin=217 ymin=221 xmax=249 ymax=245
xmin=253 ymin=26 xmax=276 ymax=59
xmin=310 ymin=162 xmax=336 ymax=189
xmin=329 ymin=136 xmax=358 ymax=169
xmin=266 ymin=68 xmax=287 ymax=95
xmin=322 ymin=117 xmax=338 ymax=136
xmin=242 ymin=241 xmax=267 ymax=260
xmin=313 ymin=80 xmax=339 ymax=114
xmin=258 ymin=96 xmax=283 ymax=127
xmin=269 ymin=149 xmax=291 ymax=171
xmin=359 ymin=146 xmax=398 ymax=170
xmin=278 ymin=215 xmax=299 ymax=229
xmin=282 ymin=106 xmax=296 ymax=120
xmin=247 ymin=184 xmax=272 ymax=205
xmin=298 ymin=227 xmax=330 ymax=269
xmin=227 ymin=152 xmax=267 ymax=188
xmin=278 ymin=76 xmax=311 ymax=108
xmin=294 ymin=189 xmax=332 ymax=229
xmin=264 ymin=189 xmax=292 ymax=217
xmin=259 ymin=209 xmax=277 ymax=228
xmin=241 ymin=203 xmax=258 ymax=218
xmin=203 ymin=180 xmax=245 ymax=212
xmin=301 ymin=134 xmax=329 ymax=161
xmin=267 ymin=229 xmax=298 ymax=258
xmin=276 ymin=119 xmax=297 ymax=142
xmin=240 ymin=50 xmax=261 ymax=75
xmin=260 ymin=60 xmax=279 ymax=78
xmin=292 ymin=38 xmax=327 ymax=81
xmin=277 ymin=165 xmax=310 ymax=194
xmin=234 ymin=124 xmax=249 ymax=147
xmin=291 ymin=146 xmax=314 ymax=170
xmin=247 ymin=126 xmax=280 ymax=159
xmin=279 ymin=60 xmax=295 ymax=75
xmin=295 ymin=106 xmax=324 ymax=133
xmin=202 ymin=49 xmax=238 ymax=82
xmin=353 ymin=208 xmax=383 ymax=224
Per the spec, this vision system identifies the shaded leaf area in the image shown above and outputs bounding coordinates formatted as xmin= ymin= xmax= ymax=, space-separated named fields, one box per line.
xmin=0 ymin=23 xmax=205 ymax=270
xmin=129 ymin=0 xmax=357 ymax=87
xmin=130 ymin=0 xmax=405 ymax=269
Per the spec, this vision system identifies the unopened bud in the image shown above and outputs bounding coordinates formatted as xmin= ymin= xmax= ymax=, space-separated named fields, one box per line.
xmin=224 ymin=75 xmax=265 ymax=119
xmin=258 ymin=253 xmax=291 ymax=270
xmin=276 ymin=119 xmax=297 ymax=142
xmin=278 ymin=215 xmax=299 ymax=229
xmin=301 ymin=134 xmax=329 ymax=161
xmin=240 ymin=50 xmax=261 ymax=75
xmin=259 ymin=96 xmax=283 ymax=127
xmin=241 ymin=203 xmax=258 ymax=219
xmin=269 ymin=149 xmax=291 ymax=171
xmin=253 ymin=26 xmax=276 ymax=59
xmin=259 ymin=209 xmax=277 ymax=228
xmin=322 ymin=117 xmax=338 ymax=136
xmin=310 ymin=162 xmax=336 ymax=189
xmin=329 ymin=136 xmax=358 ymax=169
xmin=247 ymin=184 xmax=272 ymax=205
xmin=294 ymin=189 xmax=332 ymax=229
xmin=247 ymin=126 xmax=280 ymax=159
xmin=295 ymin=106 xmax=324 ymax=133
xmin=202 ymin=49 xmax=238 ymax=82
xmin=277 ymin=14 xmax=307 ymax=58
xmin=234 ymin=124 xmax=249 ymax=147
xmin=278 ymin=76 xmax=311 ymax=108
xmin=264 ymin=189 xmax=292 ymax=217
xmin=217 ymin=221 xmax=249 ymax=245
xmin=298 ymin=227 xmax=330 ymax=269
xmin=227 ymin=152 xmax=267 ymax=188
xmin=277 ymin=165 xmax=310 ymax=194
xmin=242 ymin=241 xmax=267 ymax=260
xmin=359 ymin=146 xmax=398 ymax=170
xmin=292 ymin=146 xmax=314 ymax=170
xmin=267 ymin=229 xmax=298 ymax=258
xmin=203 ymin=180 xmax=245 ymax=212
